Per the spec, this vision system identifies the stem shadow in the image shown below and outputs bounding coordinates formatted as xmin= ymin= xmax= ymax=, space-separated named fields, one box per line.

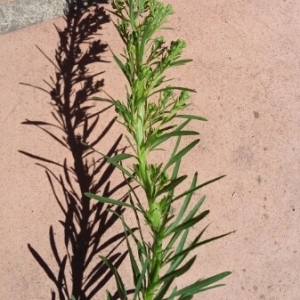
xmin=19 ymin=1 xmax=133 ymax=299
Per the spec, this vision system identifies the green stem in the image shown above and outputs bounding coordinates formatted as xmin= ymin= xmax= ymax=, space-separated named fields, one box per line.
xmin=144 ymin=231 xmax=163 ymax=300
xmin=134 ymin=74 xmax=165 ymax=300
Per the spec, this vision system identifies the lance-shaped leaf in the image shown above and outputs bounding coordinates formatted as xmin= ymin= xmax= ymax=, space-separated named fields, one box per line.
xmin=172 ymin=175 xmax=226 ymax=203
xmin=106 ymin=153 xmax=136 ymax=164
xmin=168 ymin=271 xmax=232 ymax=298
xmin=163 ymin=139 xmax=199 ymax=173
xmin=178 ymin=295 xmax=193 ymax=300
xmin=110 ymin=47 xmax=132 ymax=85
xmin=166 ymin=228 xmax=234 ymax=266
xmin=85 ymin=193 xmax=137 ymax=210
xmin=155 ymin=175 xmax=187 ymax=198
xmin=165 ymin=210 xmax=210 ymax=238
xmin=156 ymin=255 xmax=196 ymax=286
xmin=148 ymin=130 xmax=199 ymax=151
xmin=164 ymin=228 xmax=189 ymax=274
xmin=106 ymin=291 xmax=113 ymax=300
xmin=99 ymin=255 xmax=128 ymax=300
xmin=176 ymin=114 xmax=208 ymax=122
xmin=82 ymin=142 xmax=138 ymax=181
xmin=169 ymin=59 xmax=193 ymax=67
xmin=149 ymin=86 xmax=196 ymax=98
xmin=167 ymin=173 xmax=200 ymax=234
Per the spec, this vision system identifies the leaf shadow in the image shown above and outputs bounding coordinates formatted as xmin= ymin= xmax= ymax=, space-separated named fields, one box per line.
xmin=19 ymin=1 xmax=134 ymax=299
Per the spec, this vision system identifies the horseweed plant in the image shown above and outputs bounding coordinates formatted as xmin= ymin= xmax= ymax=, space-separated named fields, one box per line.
xmin=86 ymin=0 xmax=233 ymax=299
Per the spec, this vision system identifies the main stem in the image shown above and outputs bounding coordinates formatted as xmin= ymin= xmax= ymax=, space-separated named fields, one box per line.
xmin=134 ymin=97 xmax=164 ymax=300
xmin=120 ymin=1 xmax=170 ymax=298
xmin=144 ymin=231 xmax=163 ymax=300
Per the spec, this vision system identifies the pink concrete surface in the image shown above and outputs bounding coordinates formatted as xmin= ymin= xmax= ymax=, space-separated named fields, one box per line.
xmin=1 ymin=1 xmax=300 ymax=299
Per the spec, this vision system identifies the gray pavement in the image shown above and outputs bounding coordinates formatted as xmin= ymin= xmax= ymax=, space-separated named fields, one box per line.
xmin=0 ymin=0 xmax=108 ymax=34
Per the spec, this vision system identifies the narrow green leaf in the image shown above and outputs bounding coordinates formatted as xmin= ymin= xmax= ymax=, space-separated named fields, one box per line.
xmin=165 ymin=211 xmax=210 ymax=237
xmin=111 ymin=19 xmax=128 ymax=45
xmin=134 ymin=255 xmax=150 ymax=300
xmin=161 ymin=26 xmax=174 ymax=30
xmin=139 ymin=20 xmax=152 ymax=66
xmin=166 ymin=231 xmax=234 ymax=265
xmin=177 ymin=295 xmax=193 ymax=300
xmin=82 ymin=143 xmax=137 ymax=181
xmin=164 ymin=231 xmax=189 ymax=272
xmin=154 ymin=274 xmax=177 ymax=300
xmin=156 ymin=175 xmax=187 ymax=198
xmin=85 ymin=193 xmax=136 ymax=210
xmin=166 ymin=287 xmax=178 ymax=300
xmin=150 ymin=86 xmax=196 ymax=97
xmin=106 ymin=9 xmax=129 ymax=22
xmin=91 ymin=96 xmax=114 ymax=104
xmin=122 ymin=221 xmax=141 ymax=288
xmin=149 ymin=130 xmax=199 ymax=151
xmin=125 ymin=135 xmax=137 ymax=153
xmin=129 ymin=0 xmax=135 ymax=29
xmin=111 ymin=49 xmax=132 ymax=84
xmin=169 ymin=159 xmax=181 ymax=198
xmin=167 ymin=173 xmax=199 ymax=234
xmin=107 ymin=207 xmax=148 ymax=267
xmin=170 ymin=272 xmax=231 ymax=297
xmin=172 ymin=175 xmax=226 ymax=202
xmin=107 ymin=153 xmax=135 ymax=163
xmin=163 ymin=228 xmax=189 ymax=272
xmin=169 ymin=136 xmax=182 ymax=163
xmin=183 ymin=196 xmax=206 ymax=224
xmin=162 ymin=249 xmax=174 ymax=265
xmin=99 ymin=255 xmax=128 ymax=299
xmin=169 ymin=59 xmax=193 ymax=67
xmin=191 ymin=284 xmax=227 ymax=293
xmin=127 ymin=239 xmax=148 ymax=300
xmin=106 ymin=291 xmax=113 ymax=300
xmin=174 ymin=118 xmax=192 ymax=132
xmin=156 ymin=125 xmax=177 ymax=134
xmin=162 ymin=198 xmax=208 ymax=268
xmin=163 ymin=139 xmax=200 ymax=173
xmin=164 ymin=135 xmax=183 ymax=202
xmin=168 ymin=225 xmax=208 ymax=270
xmin=109 ymin=160 xmax=136 ymax=181
xmin=165 ymin=180 xmax=203 ymax=249
xmin=153 ymin=75 xmax=166 ymax=89
xmin=158 ymin=256 xmax=196 ymax=285
xmin=166 ymin=224 xmax=209 ymax=267
xmin=137 ymin=0 xmax=146 ymax=15
xmin=176 ymin=114 xmax=208 ymax=122
xmin=110 ymin=210 xmax=148 ymax=298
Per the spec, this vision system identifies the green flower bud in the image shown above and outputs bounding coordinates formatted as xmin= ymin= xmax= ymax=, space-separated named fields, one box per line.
xmin=165 ymin=4 xmax=174 ymax=15
xmin=154 ymin=36 xmax=164 ymax=50
xmin=148 ymin=102 xmax=157 ymax=114
xmin=178 ymin=90 xmax=190 ymax=104
xmin=149 ymin=201 xmax=162 ymax=231
xmin=112 ymin=0 xmax=124 ymax=11
xmin=163 ymin=88 xmax=173 ymax=99
xmin=159 ymin=170 xmax=169 ymax=186
xmin=114 ymin=100 xmax=122 ymax=114
xmin=169 ymin=40 xmax=186 ymax=59
xmin=141 ymin=66 xmax=151 ymax=80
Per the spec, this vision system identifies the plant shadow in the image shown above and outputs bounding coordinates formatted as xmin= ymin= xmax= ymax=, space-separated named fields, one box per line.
xmin=19 ymin=1 xmax=133 ymax=299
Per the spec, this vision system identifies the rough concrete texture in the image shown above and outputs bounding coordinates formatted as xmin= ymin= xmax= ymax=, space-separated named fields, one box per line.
xmin=0 ymin=0 xmax=105 ymax=34
xmin=0 ymin=0 xmax=66 ymax=34
xmin=0 ymin=1 xmax=300 ymax=299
